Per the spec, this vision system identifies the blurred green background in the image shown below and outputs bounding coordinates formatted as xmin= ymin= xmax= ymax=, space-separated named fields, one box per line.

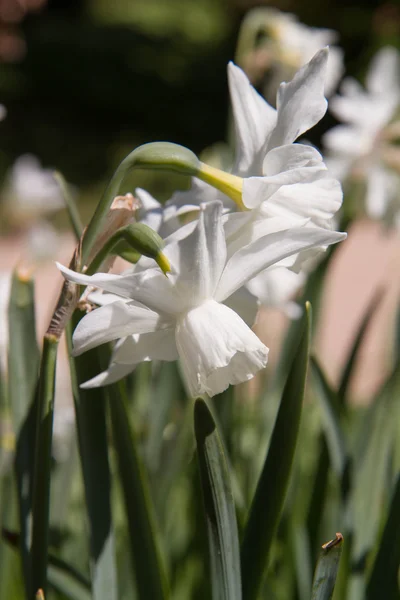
xmin=0 ymin=0 xmax=399 ymax=197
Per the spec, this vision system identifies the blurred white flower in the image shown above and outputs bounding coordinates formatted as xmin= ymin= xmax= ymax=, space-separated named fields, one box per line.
xmin=24 ymin=220 xmax=60 ymax=262
xmin=3 ymin=154 xmax=64 ymax=225
xmin=324 ymin=47 xmax=400 ymax=225
xmin=246 ymin=267 xmax=305 ymax=319
xmin=58 ymin=201 xmax=342 ymax=396
xmin=238 ymin=8 xmax=344 ymax=97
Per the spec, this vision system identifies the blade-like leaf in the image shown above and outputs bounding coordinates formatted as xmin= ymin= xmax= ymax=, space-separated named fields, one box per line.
xmin=53 ymin=171 xmax=83 ymax=241
xmin=145 ymin=361 xmax=184 ymax=472
xmin=338 ymin=290 xmax=383 ymax=404
xmin=241 ymin=303 xmax=311 ymax=600
xmin=68 ymin=319 xmax=118 ymax=600
xmin=310 ymin=358 xmax=348 ymax=480
xmin=306 ymin=437 xmax=330 ymax=564
xmin=194 ymin=398 xmax=242 ymax=600
xmin=108 ymin=381 xmax=170 ymax=600
xmin=30 ymin=334 xmax=59 ymax=599
xmin=311 ymin=533 xmax=343 ymax=600
xmin=351 ymin=365 xmax=400 ymax=564
xmin=8 ymin=270 xmax=40 ymax=434
xmin=366 ymin=472 xmax=400 ymax=600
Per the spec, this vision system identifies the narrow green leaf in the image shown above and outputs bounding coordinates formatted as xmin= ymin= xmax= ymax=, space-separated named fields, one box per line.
xmin=30 ymin=334 xmax=59 ymax=599
xmin=145 ymin=361 xmax=183 ymax=472
xmin=68 ymin=320 xmax=118 ymax=600
xmin=310 ymin=358 xmax=347 ymax=479
xmin=8 ymin=269 xmax=40 ymax=434
xmin=366 ymin=473 xmax=400 ymax=600
xmin=3 ymin=528 xmax=91 ymax=591
xmin=306 ymin=437 xmax=330 ymax=564
xmin=351 ymin=366 xmax=400 ymax=564
xmin=48 ymin=565 xmax=91 ymax=600
xmin=291 ymin=520 xmax=312 ymax=600
xmin=311 ymin=533 xmax=343 ymax=600
xmin=194 ymin=398 xmax=242 ymax=600
xmin=108 ymin=381 xmax=170 ymax=600
xmin=337 ymin=290 xmax=383 ymax=404
xmin=8 ymin=270 xmax=41 ymax=594
xmin=53 ymin=171 xmax=83 ymax=240
xmin=241 ymin=303 xmax=311 ymax=600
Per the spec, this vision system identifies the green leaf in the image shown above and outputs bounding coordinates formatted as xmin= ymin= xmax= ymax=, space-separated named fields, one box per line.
xmin=30 ymin=334 xmax=59 ymax=599
xmin=337 ymin=290 xmax=383 ymax=404
xmin=310 ymin=358 xmax=348 ymax=480
xmin=3 ymin=528 xmax=91 ymax=594
xmin=194 ymin=398 xmax=242 ymax=600
xmin=306 ymin=437 xmax=330 ymax=564
xmin=241 ymin=303 xmax=311 ymax=600
xmin=311 ymin=534 xmax=343 ymax=600
xmin=68 ymin=320 xmax=118 ymax=600
xmin=145 ymin=361 xmax=184 ymax=472
xmin=351 ymin=366 xmax=400 ymax=564
xmin=366 ymin=472 xmax=400 ymax=600
xmin=7 ymin=270 xmax=40 ymax=434
xmin=53 ymin=171 xmax=83 ymax=240
xmin=8 ymin=271 xmax=40 ymax=589
xmin=108 ymin=381 xmax=170 ymax=600
xmin=48 ymin=565 xmax=91 ymax=600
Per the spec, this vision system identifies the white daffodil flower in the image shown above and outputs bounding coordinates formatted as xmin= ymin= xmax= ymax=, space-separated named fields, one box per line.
xmin=324 ymin=46 xmax=400 ymax=225
xmin=3 ymin=154 xmax=65 ymax=225
xmin=58 ymin=201 xmax=345 ymax=397
xmin=242 ymin=8 xmax=343 ymax=98
xmin=133 ymin=50 xmax=344 ymax=319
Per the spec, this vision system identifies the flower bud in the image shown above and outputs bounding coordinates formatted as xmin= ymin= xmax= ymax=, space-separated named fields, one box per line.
xmin=122 ymin=223 xmax=171 ymax=274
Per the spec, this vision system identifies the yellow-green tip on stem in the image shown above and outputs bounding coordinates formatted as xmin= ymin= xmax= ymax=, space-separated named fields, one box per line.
xmin=197 ymin=162 xmax=246 ymax=210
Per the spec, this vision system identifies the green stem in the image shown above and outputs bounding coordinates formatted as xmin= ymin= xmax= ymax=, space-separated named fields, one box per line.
xmin=30 ymin=334 xmax=59 ymax=599
xmin=81 ymin=142 xmax=200 ymax=265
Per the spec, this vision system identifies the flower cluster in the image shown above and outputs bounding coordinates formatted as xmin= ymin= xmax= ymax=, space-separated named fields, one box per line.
xmin=324 ymin=46 xmax=400 ymax=226
xmin=59 ymin=47 xmax=347 ymax=397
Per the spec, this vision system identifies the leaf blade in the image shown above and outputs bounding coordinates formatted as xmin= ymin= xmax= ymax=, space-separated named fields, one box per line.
xmin=241 ymin=303 xmax=311 ymax=600
xmin=194 ymin=398 xmax=242 ymax=600
xmin=311 ymin=534 xmax=343 ymax=600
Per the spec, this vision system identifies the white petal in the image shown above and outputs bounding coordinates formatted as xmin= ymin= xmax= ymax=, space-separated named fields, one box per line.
xmin=228 ymin=62 xmax=277 ymax=175
xmin=87 ymin=290 xmax=124 ymax=306
xmin=225 ymin=211 xmax=307 ymax=258
xmin=263 ymin=144 xmax=325 ymax=177
xmin=247 ymin=267 xmax=305 ymax=310
xmin=136 ymin=188 xmax=163 ymax=233
xmin=57 ymin=262 xmax=182 ymax=315
xmin=365 ymin=165 xmax=392 ymax=219
xmin=268 ymin=48 xmax=328 ymax=149
xmin=72 ymin=300 xmax=168 ymax=355
xmin=223 ymin=286 xmax=259 ymax=327
xmin=81 ymin=362 xmax=136 ymax=389
xmin=242 ymin=144 xmax=327 ymax=210
xmin=113 ymin=330 xmax=178 ymax=364
xmin=323 ymin=124 xmax=371 ymax=156
xmin=175 ymin=299 xmax=268 ymax=397
xmin=80 ymin=330 xmax=177 ymax=388
xmin=260 ymin=178 xmax=343 ymax=225
xmin=216 ymin=226 xmax=346 ymax=301
xmin=172 ymin=201 xmax=227 ymax=305
xmin=366 ymin=47 xmax=400 ymax=96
